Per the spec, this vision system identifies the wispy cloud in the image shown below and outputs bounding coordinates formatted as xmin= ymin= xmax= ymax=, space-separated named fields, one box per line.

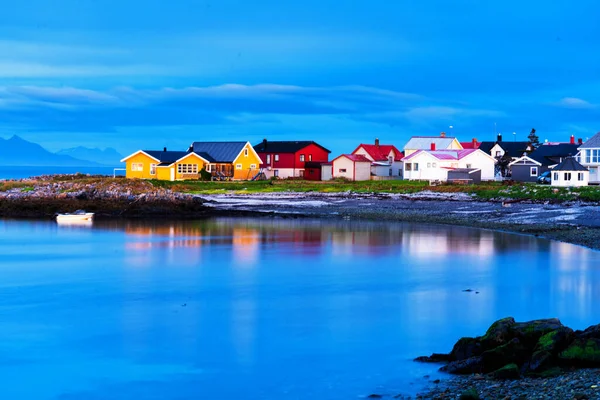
xmin=554 ymin=97 xmax=596 ymax=109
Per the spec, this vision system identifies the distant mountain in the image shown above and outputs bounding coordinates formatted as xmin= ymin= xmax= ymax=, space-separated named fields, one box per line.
xmin=56 ymin=146 xmax=123 ymax=166
xmin=0 ymin=136 xmax=103 ymax=166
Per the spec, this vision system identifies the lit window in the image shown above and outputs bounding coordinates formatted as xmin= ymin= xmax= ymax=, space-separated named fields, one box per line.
xmin=236 ymin=164 xmax=242 ymax=170
xmin=266 ymin=155 xmax=271 ymax=164
xmin=309 ymin=154 xmax=312 ymax=161
xmin=530 ymin=167 xmax=538 ymax=176
xmin=150 ymin=164 xmax=156 ymax=175
xmin=300 ymin=155 xmax=305 ymax=162
xmin=131 ymin=163 xmax=143 ymax=172
xmin=275 ymin=154 xmax=279 ymax=162
xmin=177 ymin=164 xmax=198 ymax=174
xmin=250 ymin=164 xmax=256 ymax=169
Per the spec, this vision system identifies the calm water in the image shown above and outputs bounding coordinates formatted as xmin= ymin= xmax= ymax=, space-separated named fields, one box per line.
xmin=1 ymin=218 xmax=599 ymax=399
xmin=0 ymin=166 xmax=123 ymax=179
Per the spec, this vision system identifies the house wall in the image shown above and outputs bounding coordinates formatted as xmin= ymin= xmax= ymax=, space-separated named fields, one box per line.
xmin=577 ymin=149 xmax=600 ymax=183
xmin=124 ymin=152 xmax=159 ymax=179
xmin=173 ymin=154 xmax=207 ymax=180
xmin=232 ymin=143 xmax=262 ymax=180
xmin=321 ymin=165 xmax=333 ymax=181
xmin=156 ymin=166 xmax=173 ymax=180
xmin=459 ymin=151 xmax=496 ymax=180
xmin=489 ymin=144 xmax=504 ymax=158
xmin=551 ymin=170 xmax=589 ymax=187
xmin=511 ymin=164 xmax=539 ymax=182
xmin=304 ymin=167 xmax=321 ymax=181
xmin=403 ymin=154 xmax=448 ymax=181
xmin=332 ymin=158 xmax=370 ymax=181
xmin=257 ymin=143 xmax=329 ymax=176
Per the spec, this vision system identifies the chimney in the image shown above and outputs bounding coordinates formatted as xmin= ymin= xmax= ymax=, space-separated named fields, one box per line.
xmin=570 ymin=135 xmax=575 ymax=144
xmin=472 ymin=138 xmax=478 ymax=147
xmin=262 ymin=138 xmax=267 ymax=149
xmin=375 ymin=138 xmax=380 ymax=147
xmin=164 ymin=147 xmax=167 ymax=152
xmin=578 ymin=138 xmax=583 ymax=145
xmin=430 ymin=142 xmax=436 ymax=151
xmin=497 ymin=133 xmax=502 ymax=142
xmin=440 ymin=132 xmax=446 ymax=138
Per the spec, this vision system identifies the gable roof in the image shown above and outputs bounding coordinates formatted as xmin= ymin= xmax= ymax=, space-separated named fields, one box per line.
xmin=190 ymin=142 xmax=248 ymax=163
xmin=460 ymin=140 xmax=481 ymax=149
xmin=120 ymin=150 xmax=190 ymax=163
xmin=333 ymin=154 xmax=371 ymax=163
xmin=352 ymin=144 xmax=403 ymax=161
xmin=403 ymin=136 xmax=460 ymax=151
xmin=478 ymin=141 xmax=496 ymax=154
xmin=478 ymin=141 xmax=532 ymax=158
xmin=579 ymin=132 xmax=600 ymax=149
xmin=529 ymin=143 xmax=580 ymax=167
xmin=553 ymin=157 xmax=588 ymax=171
xmin=253 ymin=140 xmax=331 ymax=154
xmin=509 ymin=155 xmax=542 ymax=167
xmin=403 ymin=149 xmax=481 ymax=161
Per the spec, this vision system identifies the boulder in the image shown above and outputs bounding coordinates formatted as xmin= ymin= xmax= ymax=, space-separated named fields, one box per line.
xmin=491 ymin=363 xmax=520 ymax=379
xmin=512 ymin=318 xmax=565 ymax=347
xmin=481 ymin=338 xmax=528 ymax=372
xmin=450 ymin=337 xmax=483 ymax=361
xmin=440 ymin=356 xmax=483 ymax=374
xmin=534 ymin=327 xmax=574 ymax=355
xmin=480 ymin=317 xmax=516 ymax=348
xmin=414 ymin=353 xmax=452 ymax=363
xmin=559 ymin=338 xmax=600 ymax=366
xmin=528 ymin=350 xmax=553 ymax=373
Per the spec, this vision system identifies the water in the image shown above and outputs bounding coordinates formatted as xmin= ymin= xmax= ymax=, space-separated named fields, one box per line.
xmin=0 ymin=166 xmax=124 ymax=179
xmin=1 ymin=218 xmax=599 ymax=400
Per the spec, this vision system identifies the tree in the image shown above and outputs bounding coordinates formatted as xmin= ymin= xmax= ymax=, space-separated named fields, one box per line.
xmin=496 ymin=153 xmax=513 ymax=177
xmin=528 ymin=128 xmax=540 ymax=148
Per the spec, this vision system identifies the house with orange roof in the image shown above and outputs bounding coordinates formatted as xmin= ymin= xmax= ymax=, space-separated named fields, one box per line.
xmin=351 ymin=138 xmax=404 ymax=179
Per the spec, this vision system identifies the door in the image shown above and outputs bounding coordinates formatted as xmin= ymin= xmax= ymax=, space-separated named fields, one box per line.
xmin=170 ymin=167 xmax=175 ymax=181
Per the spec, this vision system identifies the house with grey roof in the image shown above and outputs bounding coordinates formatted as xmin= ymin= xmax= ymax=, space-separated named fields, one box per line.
xmin=403 ymin=132 xmax=463 ymax=156
xmin=551 ymin=157 xmax=589 ymax=187
xmin=576 ymin=132 xmax=600 ymax=184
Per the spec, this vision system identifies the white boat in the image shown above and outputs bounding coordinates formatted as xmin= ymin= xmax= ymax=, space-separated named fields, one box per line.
xmin=56 ymin=210 xmax=95 ymax=223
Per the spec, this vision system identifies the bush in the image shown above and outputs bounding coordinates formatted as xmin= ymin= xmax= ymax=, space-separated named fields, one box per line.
xmin=199 ymin=168 xmax=212 ymax=181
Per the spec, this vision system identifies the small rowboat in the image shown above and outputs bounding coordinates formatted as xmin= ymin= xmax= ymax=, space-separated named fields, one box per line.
xmin=56 ymin=210 xmax=94 ymax=223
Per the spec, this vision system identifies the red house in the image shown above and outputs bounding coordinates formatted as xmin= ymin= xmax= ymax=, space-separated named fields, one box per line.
xmin=253 ymin=140 xmax=331 ymax=180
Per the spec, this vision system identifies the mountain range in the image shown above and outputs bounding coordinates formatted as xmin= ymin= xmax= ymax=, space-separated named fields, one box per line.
xmin=0 ymin=136 xmax=123 ymax=166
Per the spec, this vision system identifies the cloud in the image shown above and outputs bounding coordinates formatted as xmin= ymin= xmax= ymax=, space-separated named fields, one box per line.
xmin=554 ymin=97 xmax=596 ymax=109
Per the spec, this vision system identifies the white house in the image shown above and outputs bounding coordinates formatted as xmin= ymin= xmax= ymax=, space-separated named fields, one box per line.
xmin=576 ymin=131 xmax=600 ymax=184
xmin=402 ymin=149 xmax=496 ymax=181
xmin=351 ymin=139 xmax=404 ymax=179
xmin=403 ymin=132 xmax=463 ymax=157
xmin=331 ymin=154 xmax=372 ymax=181
xmin=551 ymin=157 xmax=589 ymax=187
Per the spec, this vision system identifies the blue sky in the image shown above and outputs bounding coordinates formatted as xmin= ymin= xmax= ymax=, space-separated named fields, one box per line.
xmin=0 ymin=0 xmax=599 ymax=156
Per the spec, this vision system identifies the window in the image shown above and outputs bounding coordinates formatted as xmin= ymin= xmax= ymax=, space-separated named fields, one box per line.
xmin=300 ymin=154 xmax=305 ymax=162
xmin=274 ymin=154 xmax=279 ymax=162
xmin=274 ymin=170 xmax=279 ymax=177
xmin=585 ymin=150 xmax=591 ymax=163
xmin=389 ymin=168 xmax=392 ymax=176
xmin=150 ymin=163 xmax=156 ymax=175
xmin=309 ymin=154 xmax=312 ymax=161
xmin=389 ymin=156 xmax=393 ymax=163
xmin=414 ymin=163 xmax=419 ymax=171
xmin=177 ymin=164 xmax=198 ymax=174
xmin=564 ymin=172 xmax=572 ymax=181
xmin=131 ymin=163 xmax=143 ymax=171
xmin=578 ymin=173 xmax=585 ymax=181
xmin=405 ymin=163 xmax=412 ymax=171
xmin=206 ymin=164 xmax=212 ymax=172
xmin=266 ymin=154 xmax=271 ymax=164
xmin=466 ymin=164 xmax=472 ymax=169
xmin=250 ymin=164 xmax=257 ymax=169
xmin=427 ymin=163 xmax=431 ymax=168
xmin=495 ymin=151 xmax=501 ymax=157
xmin=530 ymin=167 xmax=538 ymax=177
xmin=244 ymin=149 xmax=248 ymax=157
xmin=553 ymin=172 xmax=558 ymax=181
xmin=432 ymin=163 xmax=437 ymax=167
xmin=236 ymin=164 xmax=242 ymax=170
xmin=339 ymin=168 xmax=347 ymax=173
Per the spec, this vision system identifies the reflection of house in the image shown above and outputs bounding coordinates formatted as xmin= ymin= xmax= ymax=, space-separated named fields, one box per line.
xmin=253 ymin=140 xmax=331 ymax=179
xmin=509 ymin=137 xmax=581 ymax=182
xmin=403 ymin=149 xmax=495 ymax=181
xmin=121 ymin=149 xmax=210 ymax=180
xmin=351 ymin=139 xmax=404 ymax=179
xmin=331 ymin=154 xmax=372 ymax=181
xmin=121 ymin=141 xmax=262 ymax=181
xmin=576 ymin=131 xmax=600 ymax=184
xmin=551 ymin=157 xmax=589 ymax=187
xmin=403 ymin=132 xmax=463 ymax=156
xmin=189 ymin=141 xmax=262 ymax=180
xmin=478 ymin=134 xmax=533 ymax=160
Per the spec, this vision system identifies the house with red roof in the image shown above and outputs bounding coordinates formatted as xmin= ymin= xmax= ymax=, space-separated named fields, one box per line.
xmin=351 ymin=139 xmax=404 ymax=179
xmin=460 ymin=138 xmax=481 ymax=149
xmin=402 ymin=148 xmax=496 ymax=182
xmin=253 ymin=139 xmax=331 ymax=180
xmin=331 ymin=154 xmax=372 ymax=181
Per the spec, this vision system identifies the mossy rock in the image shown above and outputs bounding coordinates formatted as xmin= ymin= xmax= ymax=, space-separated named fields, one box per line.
xmin=512 ymin=318 xmax=564 ymax=347
xmin=440 ymin=356 xmax=484 ymax=374
xmin=534 ymin=327 xmax=574 ymax=355
xmin=459 ymin=387 xmax=480 ymax=400
xmin=528 ymin=350 xmax=554 ymax=372
xmin=450 ymin=337 xmax=483 ymax=361
xmin=525 ymin=366 xmax=563 ymax=378
xmin=481 ymin=338 xmax=529 ymax=372
xmin=491 ymin=363 xmax=520 ymax=380
xmin=559 ymin=338 xmax=600 ymax=366
xmin=481 ymin=317 xmax=516 ymax=347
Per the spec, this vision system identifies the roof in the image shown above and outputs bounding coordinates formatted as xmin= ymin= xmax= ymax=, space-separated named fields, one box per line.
xmin=353 ymin=144 xmax=403 ymax=161
xmin=579 ymin=132 xmax=600 ymax=149
xmin=403 ymin=149 xmax=479 ymax=161
xmin=509 ymin=155 xmax=542 ymax=167
xmin=403 ymin=136 xmax=459 ymax=151
xmin=448 ymin=168 xmax=481 ymax=174
xmin=190 ymin=142 xmax=248 ymax=163
xmin=529 ymin=143 xmax=580 ymax=166
xmin=478 ymin=141 xmax=532 ymax=158
xmin=143 ymin=150 xmax=189 ymax=163
xmin=553 ymin=157 xmax=589 ymax=172
xmin=304 ymin=161 xmax=332 ymax=168
xmin=334 ymin=154 xmax=371 ymax=163
xmin=253 ymin=140 xmax=331 ymax=154
xmin=460 ymin=141 xmax=481 ymax=149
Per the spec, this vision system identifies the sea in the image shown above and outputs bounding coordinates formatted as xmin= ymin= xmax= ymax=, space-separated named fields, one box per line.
xmin=0 ymin=217 xmax=599 ymax=399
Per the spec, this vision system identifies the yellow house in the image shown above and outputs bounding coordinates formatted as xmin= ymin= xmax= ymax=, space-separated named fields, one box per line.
xmin=120 ymin=141 xmax=262 ymax=181
xmin=403 ymin=133 xmax=464 ymax=157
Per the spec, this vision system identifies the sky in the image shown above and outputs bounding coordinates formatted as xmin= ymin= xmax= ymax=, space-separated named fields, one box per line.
xmin=0 ymin=0 xmax=599 ymax=157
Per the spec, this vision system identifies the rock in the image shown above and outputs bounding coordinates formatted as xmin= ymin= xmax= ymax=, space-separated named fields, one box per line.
xmin=480 ymin=317 xmax=516 ymax=348
xmin=440 ymin=356 xmax=484 ymax=374
xmin=512 ymin=318 xmax=564 ymax=347
xmin=534 ymin=327 xmax=575 ymax=355
xmin=481 ymin=338 xmax=528 ymax=372
xmin=491 ymin=363 xmax=520 ymax=380
xmin=367 ymin=395 xmax=383 ymax=399
xmin=459 ymin=387 xmax=480 ymax=400
xmin=450 ymin=337 xmax=483 ymax=361
xmin=559 ymin=338 xmax=600 ymax=366
xmin=414 ymin=353 xmax=452 ymax=363
xmin=528 ymin=350 xmax=553 ymax=372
